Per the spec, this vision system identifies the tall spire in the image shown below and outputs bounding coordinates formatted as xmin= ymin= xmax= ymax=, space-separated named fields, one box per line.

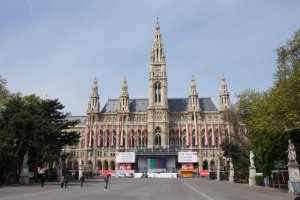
xmin=188 ymin=75 xmax=200 ymax=111
xmin=219 ymin=75 xmax=231 ymax=111
xmin=150 ymin=18 xmax=165 ymax=64
xmin=148 ymin=19 xmax=168 ymax=109
xmin=87 ymin=77 xmax=100 ymax=113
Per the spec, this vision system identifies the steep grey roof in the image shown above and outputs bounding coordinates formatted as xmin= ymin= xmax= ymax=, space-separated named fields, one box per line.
xmin=168 ymin=98 xmax=218 ymax=112
xmin=101 ymin=99 xmax=148 ymax=113
xmin=101 ymin=98 xmax=218 ymax=113
xmin=199 ymin=98 xmax=218 ymax=111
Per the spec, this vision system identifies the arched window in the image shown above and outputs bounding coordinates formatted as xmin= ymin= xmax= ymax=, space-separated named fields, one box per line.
xmin=130 ymin=129 xmax=135 ymax=148
xmin=122 ymin=134 xmax=125 ymax=147
xmin=176 ymin=129 xmax=180 ymax=148
xmin=209 ymin=129 xmax=212 ymax=148
xmin=169 ymin=129 xmax=175 ymax=148
xmin=215 ymin=128 xmax=219 ymax=147
xmin=137 ymin=130 xmax=141 ymax=148
xmin=105 ymin=130 xmax=109 ymax=147
xmin=210 ymin=160 xmax=215 ymax=171
xmin=202 ymin=160 xmax=208 ymax=170
xmin=225 ymin=128 xmax=229 ymax=139
xmin=155 ymin=134 xmax=161 ymax=146
xmin=111 ymin=130 xmax=116 ymax=148
xmin=201 ymin=129 xmax=205 ymax=148
xmin=192 ymin=129 xmax=196 ymax=147
xmin=143 ymin=129 xmax=147 ymax=148
xmin=91 ymin=130 xmax=94 ymax=147
xmin=154 ymin=82 xmax=161 ymax=103
xmin=155 ymin=127 xmax=161 ymax=146
xmin=110 ymin=160 xmax=115 ymax=170
xmin=183 ymin=129 xmax=188 ymax=147
xmin=81 ymin=140 xmax=85 ymax=149
xmin=99 ymin=137 xmax=103 ymax=147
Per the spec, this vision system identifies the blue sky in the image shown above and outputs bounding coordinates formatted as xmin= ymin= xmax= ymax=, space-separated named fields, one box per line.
xmin=1 ymin=0 xmax=300 ymax=115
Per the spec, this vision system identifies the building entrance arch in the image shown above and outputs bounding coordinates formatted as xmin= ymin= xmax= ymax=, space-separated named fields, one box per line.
xmin=103 ymin=160 xmax=109 ymax=170
xmin=202 ymin=160 xmax=208 ymax=170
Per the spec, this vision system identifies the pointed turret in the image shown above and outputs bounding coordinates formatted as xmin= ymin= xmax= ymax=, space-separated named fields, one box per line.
xmin=188 ymin=75 xmax=200 ymax=111
xmin=219 ymin=75 xmax=231 ymax=111
xmin=87 ymin=77 xmax=100 ymax=114
xmin=119 ymin=77 xmax=129 ymax=112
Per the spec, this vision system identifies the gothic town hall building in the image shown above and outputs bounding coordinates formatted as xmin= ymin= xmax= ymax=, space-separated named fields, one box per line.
xmin=64 ymin=20 xmax=244 ymax=175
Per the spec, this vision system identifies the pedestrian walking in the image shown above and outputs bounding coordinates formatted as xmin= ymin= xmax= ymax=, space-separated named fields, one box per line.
xmin=41 ymin=174 xmax=46 ymax=187
xmin=60 ymin=176 xmax=64 ymax=188
xmin=64 ymin=175 xmax=69 ymax=188
xmin=104 ymin=174 xmax=110 ymax=191
xmin=80 ymin=176 xmax=84 ymax=187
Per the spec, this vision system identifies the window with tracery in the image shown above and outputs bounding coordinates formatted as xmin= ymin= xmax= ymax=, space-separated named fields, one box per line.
xmin=154 ymin=82 xmax=161 ymax=103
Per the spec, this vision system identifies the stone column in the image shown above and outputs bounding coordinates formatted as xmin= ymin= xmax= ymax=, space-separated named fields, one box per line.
xmin=229 ymin=158 xmax=234 ymax=183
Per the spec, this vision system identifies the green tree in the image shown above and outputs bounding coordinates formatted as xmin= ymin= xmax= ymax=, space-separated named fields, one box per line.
xmin=0 ymin=75 xmax=9 ymax=104
xmin=235 ymin=29 xmax=300 ymax=175
xmin=0 ymin=95 xmax=80 ymax=184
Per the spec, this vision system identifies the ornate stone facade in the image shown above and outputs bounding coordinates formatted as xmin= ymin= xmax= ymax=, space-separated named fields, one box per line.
xmin=64 ymin=20 xmax=244 ymax=174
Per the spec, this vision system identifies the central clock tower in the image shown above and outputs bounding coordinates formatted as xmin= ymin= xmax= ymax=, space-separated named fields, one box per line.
xmin=147 ymin=19 xmax=169 ymax=148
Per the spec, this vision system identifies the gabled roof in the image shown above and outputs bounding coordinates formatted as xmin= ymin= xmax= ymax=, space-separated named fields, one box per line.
xmin=100 ymin=98 xmax=218 ymax=113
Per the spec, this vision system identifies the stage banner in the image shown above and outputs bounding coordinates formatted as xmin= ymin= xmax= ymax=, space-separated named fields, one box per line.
xmin=178 ymin=152 xmax=198 ymax=163
xmin=116 ymin=152 xmax=136 ymax=163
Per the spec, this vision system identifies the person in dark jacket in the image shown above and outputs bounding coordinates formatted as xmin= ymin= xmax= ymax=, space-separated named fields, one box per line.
xmin=60 ymin=176 xmax=64 ymax=188
xmin=104 ymin=174 xmax=110 ymax=191
xmin=80 ymin=176 xmax=84 ymax=187
xmin=64 ymin=175 xmax=69 ymax=188
xmin=41 ymin=174 xmax=46 ymax=187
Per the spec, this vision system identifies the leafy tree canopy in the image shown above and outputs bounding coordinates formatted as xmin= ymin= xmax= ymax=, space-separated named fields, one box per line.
xmin=0 ymin=94 xmax=80 ymax=184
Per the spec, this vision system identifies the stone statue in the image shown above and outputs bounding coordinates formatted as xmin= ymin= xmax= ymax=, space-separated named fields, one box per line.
xmin=287 ymin=140 xmax=297 ymax=162
xmin=250 ymin=151 xmax=255 ymax=167
xmin=229 ymin=158 xmax=233 ymax=169
xmin=23 ymin=151 xmax=28 ymax=166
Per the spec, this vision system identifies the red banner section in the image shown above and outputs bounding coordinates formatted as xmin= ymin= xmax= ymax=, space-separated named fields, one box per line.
xmin=182 ymin=163 xmax=194 ymax=170
xmin=119 ymin=163 xmax=132 ymax=170
xmin=103 ymin=170 xmax=115 ymax=177
xmin=199 ymin=170 xmax=210 ymax=177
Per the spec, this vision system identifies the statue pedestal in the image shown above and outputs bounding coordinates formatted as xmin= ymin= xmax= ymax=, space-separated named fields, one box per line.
xmin=248 ymin=166 xmax=256 ymax=186
xmin=20 ymin=165 xmax=29 ymax=185
xmin=78 ymin=165 xmax=83 ymax=180
xmin=217 ymin=166 xmax=221 ymax=181
xmin=229 ymin=168 xmax=234 ymax=183
xmin=57 ymin=166 xmax=62 ymax=178
xmin=288 ymin=161 xmax=300 ymax=193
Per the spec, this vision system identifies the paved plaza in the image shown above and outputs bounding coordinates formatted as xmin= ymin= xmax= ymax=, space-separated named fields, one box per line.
xmin=0 ymin=178 xmax=298 ymax=200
